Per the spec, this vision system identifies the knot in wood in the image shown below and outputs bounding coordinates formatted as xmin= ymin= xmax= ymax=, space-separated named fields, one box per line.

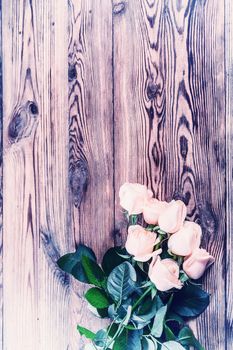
xmin=113 ymin=1 xmax=126 ymax=15
xmin=8 ymin=101 xmax=39 ymax=142
xmin=68 ymin=64 xmax=77 ymax=82
xmin=180 ymin=135 xmax=188 ymax=160
xmin=173 ymin=191 xmax=191 ymax=206
xmin=28 ymin=101 xmax=39 ymax=115
xmin=147 ymin=106 xmax=154 ymax=120
xmin=69 ymin=159 xmax=89 ymax=208
xmin=198 ymin=202 xmax=218 ymax=237
xmin=40 ymin=228 xmax=60 ymax=264
xmin=147 ymin=82 xmax=160 ymax=100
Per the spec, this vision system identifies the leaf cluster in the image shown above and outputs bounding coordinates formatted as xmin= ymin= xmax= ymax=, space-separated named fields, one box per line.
xmin=57 ymin=245 xmax=209 ymax=349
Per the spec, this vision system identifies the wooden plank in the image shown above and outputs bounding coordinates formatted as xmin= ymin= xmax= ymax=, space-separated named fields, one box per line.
xmin=225 ymin=0 xmax=233 ymax=347
xmin=36 ymin=2 xmax=74 ymax=349
xmin=113 ymin=0 xmax=226 ymax=348
xmin=68 ymin=0 xmax=113 ymax=346
xmin=2 ymin=1 xmax=75 ymax=348
xmin=2 ymin=0 xmax=41 ymax=347
xmin=0 ymin=0 xmax=3 ymax=347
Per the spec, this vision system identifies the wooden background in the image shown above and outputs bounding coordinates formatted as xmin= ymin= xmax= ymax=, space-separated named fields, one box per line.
xmin=1 ymin=0 xmax=232 ymax=349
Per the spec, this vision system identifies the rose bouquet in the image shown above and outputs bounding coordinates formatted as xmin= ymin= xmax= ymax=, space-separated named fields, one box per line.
xmin=57 ymin=183 xmax=214 ymax=350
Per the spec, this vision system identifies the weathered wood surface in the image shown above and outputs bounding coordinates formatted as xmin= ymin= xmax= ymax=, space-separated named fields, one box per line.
xmin=226 ymin=0 xmax=233 ymax=345
xmin=114 ymin=1 xmax=227 ymax=349
xmin=0 ymin=0 xmax=232 ymax=349
xmin=2 ymin=0 xmax=73 ymax=349
xmin=68 ymin=0 xmax=113 ymax=346
xmin=0 ymin=0 xmax=3 ymax=345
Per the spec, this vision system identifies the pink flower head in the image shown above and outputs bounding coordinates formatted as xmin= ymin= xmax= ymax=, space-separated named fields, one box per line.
xmin=149 ymin=256 xmax=183 ymax=291
xmin=158 ymin=200 xmax=187 ymax=233
xmin=143 ymin=198 xmax=169 ymax=225
xmin=168 ymin=221 xmax=202 ymax=256
xmin=183 ymin=248 xmax=214 ymax=279
xmin=125 ymin=225 xmax=161 ymax=262
xmin=119 ymin=183 xmax=153 ymax=215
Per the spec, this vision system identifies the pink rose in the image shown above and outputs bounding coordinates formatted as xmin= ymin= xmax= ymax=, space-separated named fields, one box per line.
xmin=125 ymin=225 xmax=160 ymax=262
xmin=119 ymin=183 xmax=153 ymax=215
xmin=158 ymin=200 xmax=187 ymax=233
xmin=149 ymin=256 xmax=183 ymax=291
xmin=167 ymin=221 xmax=202 ymax=256
xmin=142 ymin=199 xmax=169 ymax=225
xmin=183 ymin=248 xmax=214 ymax=279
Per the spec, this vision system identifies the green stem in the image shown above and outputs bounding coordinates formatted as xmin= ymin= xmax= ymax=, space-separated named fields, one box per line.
xmin=103 ymin=287 xmax=153 ymax=349
xmin=132 ymin=286 xmax=153 ymax=312
xmin=177 ymin=256 xmax=184 ymax=266
xmin=148 ymin=336 xmax=165 ymax=348
xmin=104 ymin=318 xmax=117 ymax=343
xmin=103 ymin=320 xmax=125 ymax=350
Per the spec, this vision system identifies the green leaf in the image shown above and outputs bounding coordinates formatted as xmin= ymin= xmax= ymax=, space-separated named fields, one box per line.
xmin=107 ymin=262 xmax=137 ymax=304
xmin=151 ymin=305 xmax=167 ymax=338
xmin=132 ymin=295 xmax=162 ymax=328
xmin=141 ymin=337 xmax=157 ymax=350
xmin=172 ymin=284 xmax=210 ymax=317
xmin=127 ymin=330 xmax=142 ymax=350
xmin=77 ymin=325 xmax=95 ymax=340
xmin=113 ymin=329 xmax=127 ymax=350
xmin=165 ymin=312 xmax=184 ymax=325
xmin=137 ymin=297 xmax=153 ymax=315
xmin=94 ymin=329 xmax=109 ymax=347
xmin=57 ymin=244 xmax=96 ymax=283
xmin=161 ymin=341 xmax=186 ymax=350
xmin=85 ymin=287 xmax=111 ymax=309
xmin=125 ymin=324 xmax=137 ymax=330
xmin=132 ymin=298 xmax=158 ymax=326
xmin=57 ymin=244 xmax=96 ymax=272
xmin=57 ymin=253 xmax=77 ymax=273
xmin=71 ymin=263 xmax=88 ymax=283
xmin=164 ymin=324 xmax=176 ymax=341
xmin=113 ymin=329 xmax=142 ymax=350
xmin=116 ymin=250 xmax=131 ymax=259
xmin=151 ymin=288 xmax=157 ymax=299
xmin=102 ymin=247 xmax=126 ymax=275
xmin=108 ymin=323 xmax=119 ymax=338
xmin=96 ymin=307 xmax=109 ymax=318
xmin=155 ymin=295 xmax=164 ymax=310
xmin=178 ymin=326 xmax=205 ymax=350
xmin=82 ymin=255 xmax=106 ymax=287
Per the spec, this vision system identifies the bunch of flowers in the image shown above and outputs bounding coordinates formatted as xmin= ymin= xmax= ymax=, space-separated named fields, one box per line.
xmin=58 ymin=183 xmax=214 ymax=350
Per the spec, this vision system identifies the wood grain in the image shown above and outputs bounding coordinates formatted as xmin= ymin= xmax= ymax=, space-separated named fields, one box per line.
xmin=0 ymin=0 xmax=2 ymax=347
xmin=67 ymin=0 xmax=113 ymax=347
xmin=225 ymin=0 xmax=233 ymax=346
xmin=2 ymin=0 xmax=40 ymax=347
xmin=113 ymin=0 xmax=226 ymax=349
xmin=0 ymin=0 xmax=231 ymax=349
xmin=2 ymin=0 xmax=75 ymax=348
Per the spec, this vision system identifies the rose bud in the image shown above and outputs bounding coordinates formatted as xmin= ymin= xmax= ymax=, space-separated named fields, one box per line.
xmin=149 ymin=256 xmax=183 ymax=291
xmin=143 ymin=199 xmax=169 ymax=225
xmin=125 ymin=225 xmax=161 ymax=262
xmin=158 ymin=200 xmax=187 ymax=233
xmin=183 ymin=248 xmax=214 ymax=279
xmin=119 ymin=183 xmax=153 ymax=215
xmin=167 ymin=221 xmax=202 ymax=256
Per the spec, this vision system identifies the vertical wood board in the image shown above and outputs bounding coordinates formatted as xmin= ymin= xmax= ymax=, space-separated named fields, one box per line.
xmin=113 ymin=1 xmax=226 ymax=348
xmin=67 ymin=0 xmax=113 ymax=347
